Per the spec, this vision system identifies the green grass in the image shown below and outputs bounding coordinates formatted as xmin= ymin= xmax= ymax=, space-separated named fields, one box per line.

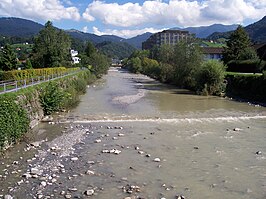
xmin=202 ymin=41 xmax=226 ymax=47
xmin=225 ymin=72 xmax=263 ymax=77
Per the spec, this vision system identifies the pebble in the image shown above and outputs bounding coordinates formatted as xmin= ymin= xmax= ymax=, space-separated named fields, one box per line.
xmin=176 ymin=195 xmax=185 ymax=199
xmin=31 ymin=168 xmax=43 ymax=175
xmin=65 ymin=194 xmax=71 ymax=199
xmin=22 ymin=173 xmax=32 ymax=178
xmin=95 ymin=139 xmax=102 ymax=143
xmin=256 ymin=151 xmax=262 ymax=155
xmin=118 ymin=133 xmax=125 ymax=137
xmin=138 ymin=151 xmax=144 ymax=154
xmin=4 ymin=195 xmax=13 ymax=199
xmin=86 ymin=170 xmax=95 ymax=175
xmin=71 ymin=157 xmax=79 ymax=161
xmin=84 ymin=189 xmax=94 ymax=196
xmin=68 ymin=188 xmax=78 ymax=192
xmin=154 ymin=158 xmax=161 ymax=162
xmin=233 ymin=128 xmax=241 ymax=131
xmin=40 ymin=181 xmax=47 ymax=187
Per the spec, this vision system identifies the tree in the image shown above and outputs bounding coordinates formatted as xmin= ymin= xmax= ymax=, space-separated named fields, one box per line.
xmin=222 ymin=26 xmax=254 ymax=63
xmin=0 ymin=44 xmax=17 ymax=71
xmin=32 ymin=21 xmax=71 ymax=68
xmin=195 ymin=60 xmax=226 ymax=95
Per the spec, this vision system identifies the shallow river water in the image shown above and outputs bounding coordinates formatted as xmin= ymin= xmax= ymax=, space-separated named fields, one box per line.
xmin=0 ymin=68 xmax=266 ymax=199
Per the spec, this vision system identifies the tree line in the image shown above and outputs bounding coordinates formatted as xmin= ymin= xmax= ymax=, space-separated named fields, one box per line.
xmin=124 ymin=26 xmax=265 ymax=96
xmin=0 ymin=21 xmax=110 ymax=77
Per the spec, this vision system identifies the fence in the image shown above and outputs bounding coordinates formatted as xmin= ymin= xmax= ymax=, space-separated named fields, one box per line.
xmin=0 ymin=69 xmax=81 ymax=94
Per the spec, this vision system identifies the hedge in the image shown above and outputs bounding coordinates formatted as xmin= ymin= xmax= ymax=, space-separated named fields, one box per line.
xmin=0 ymin=67 xmax=79 ymax=81
xmin=227 ymin=59 xmax=265 ymax=73
xmin=226 ymin=73 xmax=266 ymax=103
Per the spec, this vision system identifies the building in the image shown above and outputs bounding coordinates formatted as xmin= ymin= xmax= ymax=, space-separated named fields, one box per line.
xmin=70 ymin=49 xmax=80 ymax=64
xmin=201 ymin=47 xmax=224 ymax=60
xmin=142 ymin=30 xmax=194 ymax=50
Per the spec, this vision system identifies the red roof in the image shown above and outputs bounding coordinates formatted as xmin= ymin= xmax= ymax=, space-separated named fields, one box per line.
xmin=201 ymin=47 xmax=223 ymax=54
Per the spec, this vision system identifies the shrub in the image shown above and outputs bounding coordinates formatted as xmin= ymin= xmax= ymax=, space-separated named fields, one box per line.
xmin=0 ymin=95 xmax=29 ymax=149
xmin=227 ymin=59 xmax=263 ymax=73
xmin=195 ymin=60 xmax=226 ymax=95
xmin=39 ymin=81 xmax=66 ymax=115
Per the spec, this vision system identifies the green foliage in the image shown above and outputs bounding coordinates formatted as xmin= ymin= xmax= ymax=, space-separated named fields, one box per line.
xmin=172 ymin=42 xmax=203 ymax=88
xmin=238 ymin=47 xmax=259 ymax=60
xmin=0 ymin=95 xmax=29 ymax=149
xmin=227 ymin=59 xmax=263 ymax=73
xmin=128 ymin=57 xmax=142 ymax=73
xmin=80 ymin=42 xmax=110 ymax=77
xmin=96 ymin=41 xmax=136 ymax=59
xmin=226 ymin=73 xmax=266 ymax=103
xmin=32 ymin=21 xmax=72 ymax=68
xmin=1 ymin=67 xmax=78 ymax=81
xmin=222 ymin=26 xmax=252 ymax=63
xmin=195 ymin=60 xmax=227 ymax=95
xmin=39 ymin=81 xmax=66 ymax=115
xmin=0 ymin=44 xmax=17 ymax=71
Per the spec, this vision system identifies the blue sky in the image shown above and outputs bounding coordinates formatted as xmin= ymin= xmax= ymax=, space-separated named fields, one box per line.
xmin=0 ymin=0 xmax=266 ymax=38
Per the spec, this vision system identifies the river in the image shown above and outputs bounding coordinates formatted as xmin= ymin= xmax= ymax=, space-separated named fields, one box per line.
xmin=0 ymin=67 xmax=266 ymax=199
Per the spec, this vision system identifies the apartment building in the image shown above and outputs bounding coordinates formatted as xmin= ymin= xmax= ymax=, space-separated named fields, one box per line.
xmin=142 ymin=30 xmax=194 ymax=50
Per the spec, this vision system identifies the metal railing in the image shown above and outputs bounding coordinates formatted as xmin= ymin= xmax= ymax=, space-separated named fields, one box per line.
xmin=0 ymin=70 xmax=81 ymax=94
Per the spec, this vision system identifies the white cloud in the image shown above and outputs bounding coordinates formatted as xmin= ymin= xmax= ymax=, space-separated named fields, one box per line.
xmin=83 ymin=0 xmax=266 ymax=27
xmin=92 ymin=26 xmax=166 ymax=38
xmin=0 ymin=0 xmax=80 ymax=21
xmin=82 ymin=26 xmax=88 ymax=33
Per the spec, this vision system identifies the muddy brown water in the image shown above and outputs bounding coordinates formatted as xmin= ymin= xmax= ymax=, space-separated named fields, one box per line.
xmin=0 ymin=67 xmax=266 ymax=199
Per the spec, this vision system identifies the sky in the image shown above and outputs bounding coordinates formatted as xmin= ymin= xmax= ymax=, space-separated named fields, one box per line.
xmin=0 ymin=0 xmax=266 ymax=38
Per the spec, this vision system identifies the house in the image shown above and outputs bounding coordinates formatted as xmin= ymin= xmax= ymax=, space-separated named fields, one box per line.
xmin=142 ymin=30 xmax=194 ymax=50
xmin=70 ymin=49 xmax=80 ymax=64
xmin=201 ymin=47 xmax=223 ymax=60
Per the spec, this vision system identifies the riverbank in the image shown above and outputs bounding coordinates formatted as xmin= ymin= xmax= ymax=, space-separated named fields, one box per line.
xmin=0 ymin=68 xmax=265 ymax=198
xmin=0 ymin=70 xmax=96 ymax=151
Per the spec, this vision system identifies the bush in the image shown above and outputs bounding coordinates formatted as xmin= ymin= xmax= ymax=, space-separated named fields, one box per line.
xmin=0 ymin=95 xmax=29 ymax=149
xmin=227 ymin=59 xmax=263 ymax=73
xmin=226 ymin=73 xmax=266 ymax=102
xmin=195 ymin=60 xmax=226 ymax=95
xmin=39 ymin=81 xmax=66 ymax=115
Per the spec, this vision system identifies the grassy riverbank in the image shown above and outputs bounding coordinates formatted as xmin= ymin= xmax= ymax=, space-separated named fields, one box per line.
xmin=0 ymin=70 xmax=96 ymax=150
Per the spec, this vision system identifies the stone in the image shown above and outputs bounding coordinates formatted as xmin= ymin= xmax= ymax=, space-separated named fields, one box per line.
xmin=71 ymin=157 xmax=78 ymax=161
xmin=118 ymin=133 xmax=125 ymax=137
xmin=65 ymin=194 xmax=71 ymax=199
xmin=233 ymin=128 xmax=241 ymax=131
xmin=154 ymin=158 xmax=161 ymax=162
xmin=256 ymin=151 xmax=262 ymax=155
xmin=194 ymin=146 xmax=199 ymax=150
xmin=30 ymin=141 xmax=42 ymax=147
xmin=84 ymin=189 xmax=94 ymax=196
xmin=114 ymin=149 xmax=121 ymax=155
xmin=146 ymin=154 xmax=151 ymax=157
xmin=68 ymin=188 xmax=78 ymax=192
xmin=22 ymin=173 xmax=32 ymax=178
xmin=138 ymin=151 xmax=144 ymax=154
xmin=30 ymin=168 xmax=43 ymax=175
xmin=175 ymin=195 xmax=185 ymax=199
xmin=95 ymin=139 xmax=102 ymax=143
xmin=4 ymin=195 xmax=13 ymax=199
xmin=40 ymin=181 xmax=47 ymax=187
xmin=85 ymin=170 xmax=95 ymax=175
xmin=87 ymin=161 xmax=95 ymax=164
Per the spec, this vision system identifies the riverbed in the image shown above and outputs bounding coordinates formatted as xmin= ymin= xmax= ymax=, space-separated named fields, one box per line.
xmin=0 ymin=67 xmax=266 ymax=199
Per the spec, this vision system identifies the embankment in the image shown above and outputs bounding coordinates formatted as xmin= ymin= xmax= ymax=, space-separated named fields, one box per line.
xmin=0 ymin=70 xmax=96 ymax=150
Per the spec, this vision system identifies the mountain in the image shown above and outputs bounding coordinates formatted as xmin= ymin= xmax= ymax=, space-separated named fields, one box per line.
xmin=0 ymin=17 xmax=43 ymax=37
xmin=96 ymin=41 xmax=136 ymax=59
xmin=171 ymin=24 xmax=238 ymax=38
xmin=207 ymin=16 xmax=266 ymax=43
xmin=125 ymin=32 xmax=153 ymax=49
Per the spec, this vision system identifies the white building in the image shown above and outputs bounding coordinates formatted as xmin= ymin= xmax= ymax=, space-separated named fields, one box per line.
xmin=70 ymin=49 xmax=80 ymax=64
